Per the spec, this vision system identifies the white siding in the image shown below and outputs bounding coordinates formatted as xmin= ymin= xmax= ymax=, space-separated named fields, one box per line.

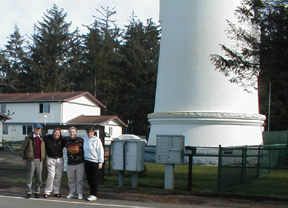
xmin=104 ymin=125 xmax=123 ymax=139
xmin=4 ymin=102 xmax=62 ymax=123
xmin=62 ymin=102 xmax=100 ymax=123
xmin=69 ymin=96 xmax=96 ymax=106
xmin=2 ymin=124 xmax=26 ymax=142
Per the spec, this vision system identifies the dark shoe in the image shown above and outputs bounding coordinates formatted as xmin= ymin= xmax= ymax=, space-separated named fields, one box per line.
xmin=44 ymin=194 xmax=49 ymax=198
xmin=54 ymin=194 xmax=61 ymax=198
xmin=35 ymin=194 xmax=40 ymax=198
xmin=26 ymin=194 xmax=31 ymax=199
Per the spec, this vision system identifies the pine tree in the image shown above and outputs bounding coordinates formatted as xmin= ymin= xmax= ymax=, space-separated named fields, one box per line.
xmin=211 ymin=0 xmax=288 ymax=131
xmin=30 ymin=4 xmax=78 ymax=92
xmin=82 ymin=6 xmax=122 ymax=107
xmin=1 ymin=24 xmax=29 ymax=92
xmin=116 ymin=15 xmax=161 ymax=135
xmin=259 ymin=0 xmax=288 ymax=131
xmin=210 ymin=0 xmax=263 ymax=92
xmin=66 ymin=29 xmax=85 ymax=91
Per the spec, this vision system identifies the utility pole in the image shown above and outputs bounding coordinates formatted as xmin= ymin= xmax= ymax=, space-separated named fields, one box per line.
xmin=268 ymin=82 xmax=271 ymax=132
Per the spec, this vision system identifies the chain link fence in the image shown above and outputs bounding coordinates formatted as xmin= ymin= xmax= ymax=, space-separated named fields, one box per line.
xmin=104 ymin=144 xmax=288 ymax=196
xmin=218 ymin=144 xmax=288 ymax=191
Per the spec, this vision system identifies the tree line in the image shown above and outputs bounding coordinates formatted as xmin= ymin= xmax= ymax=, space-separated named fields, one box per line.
xmin=0 ymin=4 xmax=161 ymax=136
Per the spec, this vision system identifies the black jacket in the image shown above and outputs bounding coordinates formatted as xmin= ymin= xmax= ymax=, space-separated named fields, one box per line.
xmin=44 ymin=134 xmax=65 ymax=158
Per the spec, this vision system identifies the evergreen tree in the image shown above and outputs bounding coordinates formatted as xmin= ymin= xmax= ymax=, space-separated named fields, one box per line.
xmin=82 ymin=6 xmax=122 ymax=108
xmin=0 ymin=52 xmax=9 ymax=92
xmin=116 ymin=15 xmax=161 ymax=135
xmin=259 ymin=0 xmax=288 ymax=130
xmin=1 ymin=24 xmax=29 ymax=92
xmin=211 ymin=0 xmax=288 ymax=131
xmin=210 ymin=0 xmax=263 ymax=92
xmin=30 ymin=4 xmax=78 ymax=92
xmin=66 ymin=29 xmax=85 ymax=91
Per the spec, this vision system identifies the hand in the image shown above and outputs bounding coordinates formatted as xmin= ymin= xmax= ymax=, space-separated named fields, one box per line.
xmin=23 ymin=160 xmax=27 ymax=164
xmin=98 ymin=163 xmax=103 ymax=169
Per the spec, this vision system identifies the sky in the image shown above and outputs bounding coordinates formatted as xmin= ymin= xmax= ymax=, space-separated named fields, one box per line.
xmin=0 ymin=0 xmax=160 ymax=49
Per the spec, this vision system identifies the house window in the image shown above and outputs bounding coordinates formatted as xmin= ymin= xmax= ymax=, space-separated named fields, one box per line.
xmin=40 ymin=103 xmax=50 ymax=113
xmin=109 ymin=127 xmax=113 ymax=136
xmin=3 ymin=124 xmax=8 ymax=135
xmin=1 ymin=104 xmax=6 ymax=114
xmin=23 ymin=125 xmax=32 ymax=135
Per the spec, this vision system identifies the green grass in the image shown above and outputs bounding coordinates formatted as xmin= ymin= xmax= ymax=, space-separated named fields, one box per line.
xmin=222 ymin=169 xmax=288 ymax=199
xmin=102 ymin=163 xmax=218 ymax=194
xmin=102 ymin=163 xmax=288 ymax=199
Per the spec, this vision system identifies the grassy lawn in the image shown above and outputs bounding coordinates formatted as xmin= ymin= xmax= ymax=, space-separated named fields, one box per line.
xmin=103 ymin=163 xmax=218 ymax=193
xmin=222 ymin=169 xmax=288 ymax=199
xmin=103 ymin=163 xmax=288 ymax=199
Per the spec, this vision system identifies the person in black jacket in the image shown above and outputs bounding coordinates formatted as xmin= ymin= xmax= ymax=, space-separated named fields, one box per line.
xmin=43 ymin=127 xmax=65 ymax=198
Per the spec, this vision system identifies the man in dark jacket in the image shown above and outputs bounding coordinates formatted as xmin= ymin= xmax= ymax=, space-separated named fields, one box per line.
xmin=43 ymin=127 xmax=65 ymax=198
xmin=21 ymin=123 xmax=45 ymax=199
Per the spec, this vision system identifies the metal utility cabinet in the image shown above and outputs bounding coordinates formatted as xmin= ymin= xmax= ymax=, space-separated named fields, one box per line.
xmin=156 ymin=135 xmax=184 ymax=164
xmin=111 ymin=138 xmax=145 ymax=186
xmin=156 ymin=135 xmax=185 ymax=189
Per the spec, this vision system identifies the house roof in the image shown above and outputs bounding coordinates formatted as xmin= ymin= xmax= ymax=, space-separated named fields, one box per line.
xmin=0 ymin=91 xmax=106 ymax=108
xmin=0 ymin=112 xmax=11 ymax=121
xmin=67 ymin=115 xmax=128 ymax=127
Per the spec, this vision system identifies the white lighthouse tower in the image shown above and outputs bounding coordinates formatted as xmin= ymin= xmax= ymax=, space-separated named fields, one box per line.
xmin=148 ymin=0 xmax=265 ymax=147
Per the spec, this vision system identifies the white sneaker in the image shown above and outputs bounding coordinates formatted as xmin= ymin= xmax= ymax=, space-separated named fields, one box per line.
xmin=78 ymin=193 xmax=83 ymax=199
xmin=67 ymin=193 xmax=76 ymax=199
xmin=86 ymin=195 xmax=97 ymax=201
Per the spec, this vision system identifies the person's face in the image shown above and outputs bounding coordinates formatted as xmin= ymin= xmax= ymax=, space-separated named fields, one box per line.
xmin=53 ymin=130 xmax=61 ymax=140
xmin=86 ymin=130 xmax=94 ymax=138
xmin=69 ymin=129 xmax=77 ymax=139
xmin=34 ymin=128 xmax=41 ymax=136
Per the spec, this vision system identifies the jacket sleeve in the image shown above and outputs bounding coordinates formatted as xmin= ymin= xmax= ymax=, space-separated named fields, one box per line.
xmin=97 ymin=139 xmax=105 ymax=164
xmin=21 ymin=136 xmax=29 ymax=160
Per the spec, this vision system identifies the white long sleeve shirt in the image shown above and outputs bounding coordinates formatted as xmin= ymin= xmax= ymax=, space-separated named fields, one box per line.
xmin=83 ymin=135 xmax=104 ymax=164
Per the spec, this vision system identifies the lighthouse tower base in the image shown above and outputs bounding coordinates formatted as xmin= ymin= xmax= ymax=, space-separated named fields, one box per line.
xmin=148 ymin=112 xmax=265 ymax=147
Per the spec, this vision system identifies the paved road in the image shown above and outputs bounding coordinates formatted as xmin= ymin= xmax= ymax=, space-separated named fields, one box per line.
xmin=0 ymin=194 xmax=198 ymax=208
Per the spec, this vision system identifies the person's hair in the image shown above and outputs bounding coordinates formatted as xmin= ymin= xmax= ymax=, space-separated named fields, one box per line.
xmin=86 ymin=126 xmax=95 ymax=133
xmin=69 ymin=126 xmax=77 ymax=133
xmin=53 ymin=127 xmax=62 ymax=136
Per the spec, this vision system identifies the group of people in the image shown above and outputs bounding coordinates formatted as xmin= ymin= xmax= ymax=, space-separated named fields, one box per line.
xmin=20 ymin=124 xmax=104 ymax=201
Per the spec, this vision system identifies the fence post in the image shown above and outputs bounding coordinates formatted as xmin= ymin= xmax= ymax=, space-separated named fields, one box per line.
xmin=240 ymin=146 xmax=247 ymax=184
xmin=268 ymin=146 xmax=271 ymax=173
xmin=257 ymin=146 xmax=260 ymax=178
xmin=185 ymin=146 xmax=196 ymax=191
xmin=217 ymin=145 xmax=222 ymax=191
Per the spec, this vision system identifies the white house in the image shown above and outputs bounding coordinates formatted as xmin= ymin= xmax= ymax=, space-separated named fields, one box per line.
xmin=0 ymin=91 xmax=127 ymax=145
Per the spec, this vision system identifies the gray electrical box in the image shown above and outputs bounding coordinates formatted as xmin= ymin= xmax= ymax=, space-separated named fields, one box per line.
xmin=111 ymin=139 xmax=145 ymax=172
xmin=156 ymin=135 xmax=184 ymax=164
xmin=125 ymin=141 xmax=145 ymax=172
xmin=111 ymin=141 xmax=125 ymax=170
